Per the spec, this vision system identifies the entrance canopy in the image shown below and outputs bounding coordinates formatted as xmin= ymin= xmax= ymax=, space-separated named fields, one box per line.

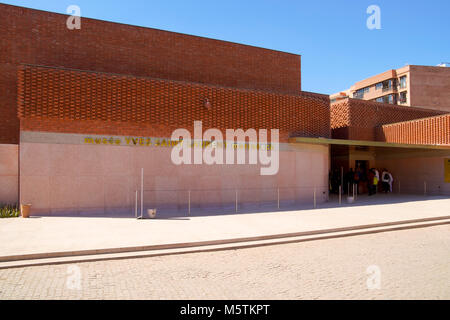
xmin=290 ymin=137 xmax=450 ymax=196
xmin=289 ymin=137 xmax=450 ymax=151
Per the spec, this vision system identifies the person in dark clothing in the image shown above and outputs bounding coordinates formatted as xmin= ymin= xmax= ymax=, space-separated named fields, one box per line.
xmin=381 ymin=169 xmax=393 ymax=193
xmin=345 ymin=168 xmax=355 ymax=194
xmin=368 ymin=169 xmax=376 ymax=196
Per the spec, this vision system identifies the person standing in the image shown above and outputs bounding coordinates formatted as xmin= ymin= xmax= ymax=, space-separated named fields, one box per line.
xmin=381 ymin=169 xmax=390 ymax=193
xmin=345 ymin=168 xmax=355 ymax=194
xmin=388 ymin=171 xmax=394 ymax=193
xmin=368 ymin=169 xmax=375 ymax=196
xmin=373 ymin=168 xmax=380 ymax=194
xmin=381 ymin=169 xmax=394 ymax=193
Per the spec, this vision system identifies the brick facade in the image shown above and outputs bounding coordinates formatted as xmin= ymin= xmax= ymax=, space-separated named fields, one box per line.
xmin=0 ymin=3 xmax=302 ymax=144
xmin=378 ymin=114 xmax=450 ymax=145
xmin=18 ymin=65 xmax=330 ymax=142
xmin=331 ymin=98 xmax=446 ymax=141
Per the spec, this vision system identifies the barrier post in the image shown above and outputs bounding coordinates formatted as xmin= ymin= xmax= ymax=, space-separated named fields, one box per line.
xmin=135 ymin=190 xmax=138 ymax=219
xmin=424 ymin=181 xmax=427 ymax=196
xmin=188 ymin=190 xmax=191 ymax=215
xmin=140 ymin=168 xmax=144 ymax=218
xmin=339 ymin=185 xmax=342 ymax=205
xmin=313 ymin=187 xmax=317 ymax=209
xmin=277 ymin=188 xmax=280 ymax=209
xmin=235 ymin=189 xmax=238 ymax=213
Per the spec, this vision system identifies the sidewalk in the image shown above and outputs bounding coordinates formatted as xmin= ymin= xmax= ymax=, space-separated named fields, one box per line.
xmin=0 ymin=194 xmax=449 ymax=266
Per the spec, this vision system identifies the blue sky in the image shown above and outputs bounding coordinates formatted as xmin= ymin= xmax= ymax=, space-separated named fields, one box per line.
xmin=2 ymin=0 xmax=449 ymax=94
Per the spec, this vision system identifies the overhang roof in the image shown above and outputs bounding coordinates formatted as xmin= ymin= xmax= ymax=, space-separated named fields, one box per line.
xmin=290 ymin=137 xmax=450 ymax=150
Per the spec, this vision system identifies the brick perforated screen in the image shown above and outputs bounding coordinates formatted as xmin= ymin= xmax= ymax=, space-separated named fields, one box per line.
xmin=18 ymin=65 xmax=330 ymax=142
xmin=379 ymin=114 xmax=450 ymax=145
xmin=331 ymin=98 xmax=446 ymax=142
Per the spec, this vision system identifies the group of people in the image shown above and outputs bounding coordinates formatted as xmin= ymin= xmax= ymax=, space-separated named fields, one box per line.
xmin=329 ymin=167 xmax=394 ymax=196
xmin=366 ymin=168 xmax=394 ymax=195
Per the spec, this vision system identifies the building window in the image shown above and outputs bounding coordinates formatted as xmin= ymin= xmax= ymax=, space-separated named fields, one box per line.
xmin=399 ymin=91 xmax=407 ymax=103
xmin=399 ymin=76 xmax=407 ymax=89
xmin=382 ymin=80 xmax=395 ymax=92
xmin=388 ymin=94 xmax=394 ymax=104
xmin=376 ymin=94 xmax=395 ymax=104
xmin=375 ymin=83 xmax=383 ymax=90
xmin=354 ymin=87 xmax=370 ymax=99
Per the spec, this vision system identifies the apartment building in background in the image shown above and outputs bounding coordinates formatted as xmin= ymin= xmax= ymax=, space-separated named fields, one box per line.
xmin=331 ymin=65 xmax=450 ymax=112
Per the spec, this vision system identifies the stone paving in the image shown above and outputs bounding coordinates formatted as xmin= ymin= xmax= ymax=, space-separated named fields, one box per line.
xmin=1 ymin=195 xmax=450 ymax=259
xmin=0 ymin=224 xmax=449 ymax=300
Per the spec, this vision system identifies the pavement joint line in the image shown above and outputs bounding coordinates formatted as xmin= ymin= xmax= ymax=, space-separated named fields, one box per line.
xmin=0 ymin=218 xmax=449 ymax=269
xmin=1 ymin=214 xmax=450 ymax=263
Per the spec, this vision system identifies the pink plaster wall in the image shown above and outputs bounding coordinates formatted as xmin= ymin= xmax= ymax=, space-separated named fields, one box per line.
xmin=0 ymin=144 xmax=19 ymax=204
xmin=376 ymin=156 xmax=450 ymax=195
xmin=19 ymin=142 xmax=329 ymax=215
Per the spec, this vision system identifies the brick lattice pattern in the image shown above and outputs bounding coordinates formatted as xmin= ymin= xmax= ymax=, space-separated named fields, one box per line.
xmin=331 ymin=98 xmax=446 ymax=142
xmin=18 ymin=65 xmax=330 ymax=141
xmin=379 ymin=114 xmax=450 ymax=145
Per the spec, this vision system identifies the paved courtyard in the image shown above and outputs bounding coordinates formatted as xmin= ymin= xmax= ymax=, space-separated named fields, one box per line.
xmin=1 ymin=195 xmax=450 ymax=260
xmin=0 ymin=224 xmax=449 ymax=300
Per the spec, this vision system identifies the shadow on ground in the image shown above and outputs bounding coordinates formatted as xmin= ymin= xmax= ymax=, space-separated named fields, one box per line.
xmin=31 ymin=193 xmax=450 ymax=220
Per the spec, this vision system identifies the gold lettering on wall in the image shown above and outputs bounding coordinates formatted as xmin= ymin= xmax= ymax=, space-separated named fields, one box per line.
xmin=84 ymin=136 xmax=272 ymax=150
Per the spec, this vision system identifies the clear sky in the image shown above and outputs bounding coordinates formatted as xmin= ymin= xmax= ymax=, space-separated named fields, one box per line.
xmin=2 ymin=0 xmax=449 ymax=94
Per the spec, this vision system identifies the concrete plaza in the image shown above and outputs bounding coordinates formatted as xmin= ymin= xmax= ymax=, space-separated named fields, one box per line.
xmin=0 ymin=194 xmax=449 ymax=265
xmin=0 ymin=224 xmax=449 ymax=300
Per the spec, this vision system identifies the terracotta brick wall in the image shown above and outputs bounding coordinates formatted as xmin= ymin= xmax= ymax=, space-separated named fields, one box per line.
xmin=18 ymin=65 xmax=330 ymax=142
xmin=0 ymin=3 xmax=302 ymax=144
xmin=331 ymin=98 xmax=445 ymax=141
xmin=378 ymin=114 xmax=450 ymax=145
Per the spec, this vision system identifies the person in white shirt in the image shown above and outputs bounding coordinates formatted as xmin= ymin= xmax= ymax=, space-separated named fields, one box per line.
xmin=381 ymin=169 xmax=394 ymax=193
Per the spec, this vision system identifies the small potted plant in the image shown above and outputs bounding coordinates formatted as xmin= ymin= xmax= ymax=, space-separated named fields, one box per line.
xmin=21 ymin=204 xmax=32 ymax=218
xmin=147 ymin=208 xmax=157 ymax=219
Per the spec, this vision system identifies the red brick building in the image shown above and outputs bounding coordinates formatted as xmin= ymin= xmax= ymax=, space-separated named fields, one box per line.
xmin=0 ymin=4 xmax=449 ymax=215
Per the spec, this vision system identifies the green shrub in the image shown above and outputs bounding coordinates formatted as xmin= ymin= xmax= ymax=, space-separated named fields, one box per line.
xmin=0 ymin=204 xmax=20 ymax=218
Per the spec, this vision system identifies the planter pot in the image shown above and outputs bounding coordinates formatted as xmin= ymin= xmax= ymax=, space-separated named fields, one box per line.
xmin=147 ymin=209 xmax=157 ymax=219
xmin=21 ymin=204 xmax=32 ymax=218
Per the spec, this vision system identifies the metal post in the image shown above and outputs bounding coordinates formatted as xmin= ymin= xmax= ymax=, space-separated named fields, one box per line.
xmin=347 ymin=182 xmax=350 ymax=196
xmin=424 ymin=181 xmax=427 ymax=196
xmin=135 ymin=190 xmax=138 ymax=219
xmin=188 ymin=190 xmax=191 ymax=215
xmin=339 ymin=185 xmax=342 ymax=205
xmin=354 ymin=184 xmax=358 ymax=201
xmin=235 ymin=189 xmax=238 ymax=213
xmin=398 ymin=181 xmax=401 ymax=194
xmin=140 ymin=168 xmax=144 ymax=218
xmin=313 ymin=187 xmax=317 ymax=209
xmin=277 ymin=188 xmax=280 ymax=209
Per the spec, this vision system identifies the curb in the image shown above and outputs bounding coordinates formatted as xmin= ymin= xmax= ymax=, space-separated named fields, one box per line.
xmin=1 ymin=215 xmax=449 ymax=269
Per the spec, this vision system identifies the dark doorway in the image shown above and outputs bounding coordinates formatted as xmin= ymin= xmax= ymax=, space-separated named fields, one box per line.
xmin=355 ymin=160 xmax=369 ymax=194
